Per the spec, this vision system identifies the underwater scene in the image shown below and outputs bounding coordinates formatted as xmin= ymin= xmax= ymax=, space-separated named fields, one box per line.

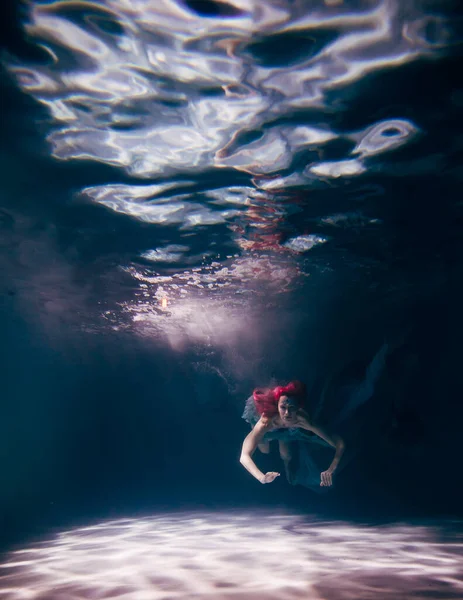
xmin=0 ymin=0 xmax=462 ymax=598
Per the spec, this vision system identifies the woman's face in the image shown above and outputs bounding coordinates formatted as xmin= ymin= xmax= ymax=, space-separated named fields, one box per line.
xmin=278 ymin=395 xmax=298 ymax=424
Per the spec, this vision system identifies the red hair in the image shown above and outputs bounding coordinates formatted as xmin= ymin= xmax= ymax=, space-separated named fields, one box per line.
xmin=253 ymin=381 xmax=306 ymax=417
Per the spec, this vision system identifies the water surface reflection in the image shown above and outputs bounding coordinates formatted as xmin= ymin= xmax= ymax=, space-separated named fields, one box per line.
xmin=4 ymin=0 xmax=458 ymax=341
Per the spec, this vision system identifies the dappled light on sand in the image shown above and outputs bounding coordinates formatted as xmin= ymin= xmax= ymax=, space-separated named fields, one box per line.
xmin=0 ymin=512 xmax=461 ymax=599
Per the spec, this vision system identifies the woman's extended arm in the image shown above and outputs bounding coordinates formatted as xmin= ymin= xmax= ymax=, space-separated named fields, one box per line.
xmin=240 ymin=419 xmax=280 ymax=484
xmin=296 ymin=409 xmax=345 ymax=486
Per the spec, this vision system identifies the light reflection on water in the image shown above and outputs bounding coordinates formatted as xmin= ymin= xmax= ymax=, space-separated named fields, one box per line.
xmin=4 ymin=0 xmax=459 ymax=341
xmin=9 ymin=1 xmax=436 ymax=177
xmin=0 ymin=512 xmax=461 ymax=599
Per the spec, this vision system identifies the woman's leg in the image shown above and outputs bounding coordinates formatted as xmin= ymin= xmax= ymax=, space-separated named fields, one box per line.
xmin=258 ymin=441 xmax=270 ymax=454
xmin=279 ymin=441 xmax=297 ymax=483
xmin=279 ymin=440 xmax=292 ymax=461
xmin=278 ymin=440 xmax=298 ymax=485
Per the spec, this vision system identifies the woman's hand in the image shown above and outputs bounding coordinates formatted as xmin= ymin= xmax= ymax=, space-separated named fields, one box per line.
xmin=260 ymin=472 xmax=280 ymax=484
xmin=320 ymin=469 xmax=334 ymax=487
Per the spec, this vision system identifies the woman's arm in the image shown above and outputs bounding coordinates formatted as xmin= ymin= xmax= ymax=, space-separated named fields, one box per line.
xmin=240 ymin=419 xmax=280 ymax=484
xmin=296 ymin=409 xmax=345 ymax=486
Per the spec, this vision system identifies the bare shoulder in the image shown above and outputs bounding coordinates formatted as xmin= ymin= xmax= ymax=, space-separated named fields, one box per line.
xmin=253 ymin=414 xmax=277 ymax=433
xmin=296 ymin=408 xmax=312 ymax=425
xmin=296 ymin=408 xmax=311 ymax=423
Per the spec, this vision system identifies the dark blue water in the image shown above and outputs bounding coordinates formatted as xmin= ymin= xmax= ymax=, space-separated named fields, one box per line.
xmin=1 ymin=1 xmax=463 ymax=597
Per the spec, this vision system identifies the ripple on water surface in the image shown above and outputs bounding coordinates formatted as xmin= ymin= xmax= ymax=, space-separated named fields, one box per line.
xmin=4 ymin=0 xmax=458 ymax=339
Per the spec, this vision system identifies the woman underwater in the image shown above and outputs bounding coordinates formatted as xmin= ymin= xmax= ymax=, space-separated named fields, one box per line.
xmin=240 ymin=381 xmax=345 ymax=487
xmin=240 ymin=344 xmax=389 ymax=489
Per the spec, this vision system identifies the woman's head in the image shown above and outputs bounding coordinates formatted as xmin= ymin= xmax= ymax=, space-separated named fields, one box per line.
xmin=253 ymin=381 xmax=306 ymax=420
xmin=277 ymin=395 xmax=299 ymax=425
